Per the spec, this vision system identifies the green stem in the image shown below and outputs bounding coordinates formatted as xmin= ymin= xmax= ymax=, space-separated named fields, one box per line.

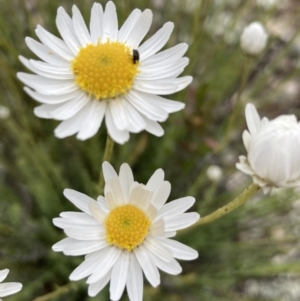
xmin=193 ymin=183 xmax=260 ymax=227
xmin=32 ymin=283 xmax=78 ymax=301
xmin=98 ymin=134 xmax=115 ymax=193
xmin=218 ymin=56 xmax=251 ymax=152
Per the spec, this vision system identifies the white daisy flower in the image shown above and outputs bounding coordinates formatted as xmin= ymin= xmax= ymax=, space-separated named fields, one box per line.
xmin=236 ymin=103 xmax=300 ymax=193
xmin=0 ymin=269 xmax=22 ymax=300
xmin=53 ymin=162 xmax=199 ymax=300
xmin=17 ymin=1 xmax=192 ymax=143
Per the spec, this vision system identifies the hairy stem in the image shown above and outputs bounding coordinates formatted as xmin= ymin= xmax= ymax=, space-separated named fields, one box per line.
xmin=193 ymin=183 xmax=260 ymax=227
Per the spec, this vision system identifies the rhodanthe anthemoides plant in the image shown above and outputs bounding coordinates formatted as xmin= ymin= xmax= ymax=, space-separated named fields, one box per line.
xmin=53 ymin=162 xmax=199 ymax=300
xmin=3 ymin=1 xmax=299 ymax=300
xmin=17 ymin=1 xmax=191 ymax=144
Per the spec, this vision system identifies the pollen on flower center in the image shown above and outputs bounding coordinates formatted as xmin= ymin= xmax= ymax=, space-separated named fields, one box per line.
xmin=71 ymin=42 xmax=139 ymax=100
xmin=105 ymin=204 xmax=151 ymax=251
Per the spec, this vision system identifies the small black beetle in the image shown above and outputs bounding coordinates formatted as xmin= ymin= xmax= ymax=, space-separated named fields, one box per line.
xmin=132 ymin=49 xmax=139 ymax=64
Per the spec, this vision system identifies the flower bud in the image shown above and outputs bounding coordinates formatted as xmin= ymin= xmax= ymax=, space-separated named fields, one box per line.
xmin=236 ymin=103 xmax=300 ymax=193
xmin=207 ymin=165 xmax=223 ymax=182
xmin=240 ymin=22 xmax=268 ymax=56
xmin=0 ymin=106 xmax=10 ymax=120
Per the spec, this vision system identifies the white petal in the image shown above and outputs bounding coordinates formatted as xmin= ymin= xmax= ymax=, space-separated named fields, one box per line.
xmin=25 ymin=37 xmax=69 ymax=66
xmin=128 ymin=184 xmax=153 ymax=211
xmin=157 ymin=196 xmax=195 ymax=220
xmin=48 ymin=93 xmax=90 ymax=120
xmin=103 ymin=1 xmax=118 ymax=42
xmin=90 ymin=3 xmax=104 ymax=44
xmin=106 ymin=105 xmax=130 ymax=144
xmin=141 ymin=116 xmax=164 ymax=136
xmin=144 ymin=237 xmax=173 ymax=262
xmin=97 ymin=196 xmax=109 ymax=213
xmin=76 ymin=100 xmax=106 ymax=140
xmin=59 ymin=212 xmax=98 ymax=224
xmin=151 ymin=181 xmax=171 ymax=209
xmin=122 ymin=100 xmax=146 ymax=132
xmin=133 ymin=76 xmax=193 ymax=95
xmin=161 ymin=231 xmax=176 ymax=238
xmin=118 ymin=9 xmax=142 ymax=42
xmin=0 ymin=283 xmax=22 ymax=298
xmin=137 ymin=57 xmax=189 ymax=80
xmin=138 ymin=22 xmax=174 ymax=61
xmin=70 ymin=250 xmax=105 ymax=281
xmin=134 ymin=245 xmax=160 ymax=287
xmin=245 ymin=103 xmax=261 ymax=136
xmin=159 ymin=238 xmax=198 ymax=260
xmin=236 ymin=156 xmax=254 ymax=176
xmin=63 ymin=239 xmax=108 ymax=256
xmin=24 ymin=87 xmax=79 ymax=105
xmin=88 ymin=271 xmax=111 ymax=297
xmin=110 ymin=251 xmax=129 ymax=301
xmin=88 ymin=200 xmax=106 ymax=224
xmin=17 ymin=73 xmax=77 ymax=95
xmin=142 ymin=43 xmax=188 ymax=67
xmin=149 ymin=252 xmax=182 ymax=275
xmin=119 ymin=163 xmax=134 ymax=200
xmin=125 ymin=9 xmax=152 ymax=48
xmin=63 ymin=189 xmax=95 ymax=214
xmin=19 ymin=57 xmax=73 ymax=80
xmin=87 ymin=246 xmax=121 ymax=284
xmin=72 ymin=5 xmax=92 ymax=46
xmin=0 ymin=270 xmax=8 ymax=282
xmin=53 ymin=218 xmax=104 ymax=239
xmin=149 ymin=219 xmax=165 ymax=237
xmin=102 ymin=161 xmax=118 ymax=183
xmin=64 ymin=226 xmax=105 ymax=241
xmin=33 ymin=103 xmax=62 ymax=119
xmin=126 ymin=254 xmax=143 ymax=301
xmin=53 ymin=218 xmax=100 ymax=233
xmin=164 ymin=212 xmax=199 ymax=231
xmin=106 ymin=177 xmax=125 ymax=206
xmin=52 ymin=237 xmax=72 ymax=252
xmin=35 ymin=25 xmax=73 ymax=60
xmin=105 ymin=191 xmax=117 ymax=210
xmin=54 ymin=103 xmax=91 ymax=138
xmin=242 ymin=130 xmax=252 ymax=152
xmin=109 ymin=98 xmax=130 ymax=130
xmin=261 ymin=116 xmax=269 ymax=127
xmin=146 ymin=169 xmax=164 ymax=190
xmin=125 ymin=90 xmax=168 ymax=122
xmin=145 ymin=204 xmax=158 ymax=222
xmin=56 ymin=7 xmax=80 ymax=54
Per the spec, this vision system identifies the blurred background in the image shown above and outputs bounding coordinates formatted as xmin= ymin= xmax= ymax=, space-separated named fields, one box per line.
xmin=1 ymin=0 xmax=300 ymax=300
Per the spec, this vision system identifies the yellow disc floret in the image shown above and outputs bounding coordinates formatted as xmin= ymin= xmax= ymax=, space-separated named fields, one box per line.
xmin=71 ymin=42 xmax=139 ymax=100
xmin=105 ymin=204 xmax=151 ymax=251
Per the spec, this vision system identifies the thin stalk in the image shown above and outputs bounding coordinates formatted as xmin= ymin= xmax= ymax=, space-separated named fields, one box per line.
xmin=32 ymin=283 xmax=78 ymax=301
xmin=98 ymin=134 xmax=115 ymax=193
xmin=192 ymin=183 xmax=260 ymax=227
xmin=218 ymin=56 xmax=251 ymax=152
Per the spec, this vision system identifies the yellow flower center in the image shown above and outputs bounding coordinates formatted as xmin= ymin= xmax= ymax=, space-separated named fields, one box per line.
xmin=105 ymin=204 xmax=151 ymax=251
xmin=71 ymin=42 xmax=139 ymax=100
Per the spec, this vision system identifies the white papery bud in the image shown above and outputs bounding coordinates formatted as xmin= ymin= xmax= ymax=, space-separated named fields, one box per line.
xmin=240 ymin=22 xmax=268 ymax=56
xmin=0 ymin=106 xmax=10 ymax=120
xmin=207 ymin=165 xmax=223 ymax=181
xmin=236 ymin=103 xmax=300 ymax=193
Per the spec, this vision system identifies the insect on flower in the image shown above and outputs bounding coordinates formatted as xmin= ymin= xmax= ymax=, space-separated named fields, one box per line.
xmin=132 ymin=49 xmax=139 ymax=64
